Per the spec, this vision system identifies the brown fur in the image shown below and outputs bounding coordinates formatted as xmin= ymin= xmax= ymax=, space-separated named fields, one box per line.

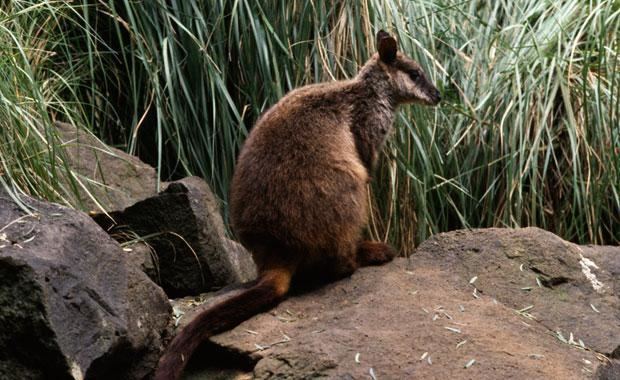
xmin=153 ymin=30 xmax=440 ymax=380
xmin=356 ymin=240 xmax=398 ymax=266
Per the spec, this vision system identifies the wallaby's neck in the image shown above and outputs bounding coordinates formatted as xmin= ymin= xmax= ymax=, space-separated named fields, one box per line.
xmin=348 ymin=61 xmax=397 ymax=172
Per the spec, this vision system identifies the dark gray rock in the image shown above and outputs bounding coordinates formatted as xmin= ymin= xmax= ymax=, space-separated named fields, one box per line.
xmin=220 ymin=237 xmax=258 ymax=285
xmin=0 ymin=191 xmax=170 ymax=380
xmin=122 ymin=241 xmax=158 ymax=279
xmin=93 ymin=176 xmax=256 ymax=297
xmin=56 ymin=122 xmax=255 ymax=296
xmin=55 ymin=121 xmax=160 ymax=212
xmin=173 ymin=228 xmax=618 ymax=379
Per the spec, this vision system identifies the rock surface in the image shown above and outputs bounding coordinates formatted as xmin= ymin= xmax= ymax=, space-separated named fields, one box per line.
xmin=93 ymin=176 xmax=257 ymax=297
xmin=55 ymin=121 xmax=160 ymax=212
xmin=0 ymin=191 xmax=170 ymax=380
xmin=172 ymin=228 xmax=619 ymax=379
xmin=56 ymin=122 xmax=255 ymax=297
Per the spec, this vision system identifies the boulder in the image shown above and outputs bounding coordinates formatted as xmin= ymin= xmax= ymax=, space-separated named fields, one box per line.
xmin=220 ymin=237 xmax=258 ymax=285
xmin=170 ymin=228 xmax=619 ymax=379
xmin=56 ymin=122 xmax=256 ymax=296
xmin=413 ymin=227 xmax=620 ymax=358
xmin=93 ymin=177 xmax=257 ymax=297
xmin=0 ymin=191 xmax=170 ymax=380
xmin=55 ymin=121 xmax=160 ymax=212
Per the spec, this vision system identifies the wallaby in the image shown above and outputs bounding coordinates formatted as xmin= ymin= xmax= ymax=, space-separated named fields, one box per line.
xmin=154 ymin=30 xmax=440 ymax=380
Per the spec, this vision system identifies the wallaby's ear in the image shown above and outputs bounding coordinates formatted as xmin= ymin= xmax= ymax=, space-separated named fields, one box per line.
xmin=376 ymin=30 xmax=397 ymax=64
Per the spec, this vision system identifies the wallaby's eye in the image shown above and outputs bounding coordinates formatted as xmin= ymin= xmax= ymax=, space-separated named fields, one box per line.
xmin=408 ymin=70 xmax=420 ymax=81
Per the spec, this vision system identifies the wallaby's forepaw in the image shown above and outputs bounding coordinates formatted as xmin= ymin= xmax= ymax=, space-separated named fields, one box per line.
xmin=356 ymin=241 xmax=397 ymax=266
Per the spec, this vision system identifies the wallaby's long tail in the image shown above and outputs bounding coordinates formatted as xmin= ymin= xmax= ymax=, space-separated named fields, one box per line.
xmin=153 ymin=268 xmax=293 ymax=380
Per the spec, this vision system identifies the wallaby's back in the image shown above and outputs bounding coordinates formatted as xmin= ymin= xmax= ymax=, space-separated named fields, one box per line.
xmin=230 ymin=80 xmax=369 ymax=274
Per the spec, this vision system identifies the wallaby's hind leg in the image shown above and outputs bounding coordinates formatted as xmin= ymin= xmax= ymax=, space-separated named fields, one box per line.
xmin=328 ymin=247 xmax=359 ymax=279
xmin=356 ymin=240 xmax=397 ymax=266
xmin=292 ymin=243 xmax=358 ymax=292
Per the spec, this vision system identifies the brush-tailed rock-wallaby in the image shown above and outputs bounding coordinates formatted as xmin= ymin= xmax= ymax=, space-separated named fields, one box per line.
xmin=154 ymin=30 xmax=441 ymax=380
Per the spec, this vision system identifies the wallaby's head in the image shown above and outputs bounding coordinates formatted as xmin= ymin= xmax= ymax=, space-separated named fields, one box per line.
xmin=363 ymin=30 xmax=441 ymax=106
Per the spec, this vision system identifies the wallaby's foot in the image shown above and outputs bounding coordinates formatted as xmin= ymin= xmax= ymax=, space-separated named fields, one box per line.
xmin=356 ymin=240 xmax=397 ymax=266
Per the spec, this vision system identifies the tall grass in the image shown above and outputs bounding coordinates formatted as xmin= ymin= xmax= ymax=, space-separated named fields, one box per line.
xmin=1 ymin=1 xmax=618 ymax=250
xmin=0 ymin=1 xmax=103 ymax=210
xmin=370 ymin=0 xmax=620 ymax=249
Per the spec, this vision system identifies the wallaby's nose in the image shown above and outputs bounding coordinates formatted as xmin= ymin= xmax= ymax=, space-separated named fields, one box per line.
xmin=434 ymin=90 xmax=442 ymax=102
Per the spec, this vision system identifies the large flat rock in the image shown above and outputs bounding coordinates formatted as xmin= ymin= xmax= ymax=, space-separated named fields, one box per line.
xmin=175 ymin=228 xmax=619 ymax=379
